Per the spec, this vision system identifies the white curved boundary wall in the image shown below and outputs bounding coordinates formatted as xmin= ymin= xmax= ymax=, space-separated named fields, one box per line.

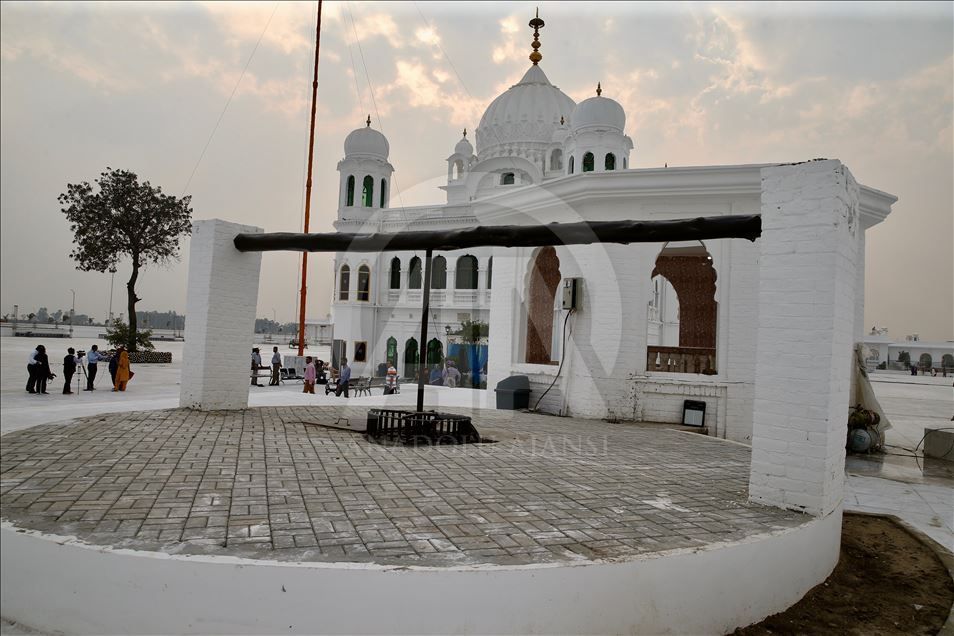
xmin=2 ymin=508 xmax=841 ymax=635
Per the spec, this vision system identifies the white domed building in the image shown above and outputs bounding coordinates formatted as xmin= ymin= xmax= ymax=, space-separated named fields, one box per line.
xmin=328 ymin=13 xmax=896 ymax=443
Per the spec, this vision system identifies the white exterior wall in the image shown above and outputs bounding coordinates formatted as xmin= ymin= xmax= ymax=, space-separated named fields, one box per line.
xmin=749 ymin=160 xmax=860 ymax=516
xmin=179 ymin=219 xmax=263 ymax=411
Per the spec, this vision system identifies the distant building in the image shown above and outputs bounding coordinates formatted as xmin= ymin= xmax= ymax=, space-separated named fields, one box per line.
xmin=863 ymin=328 xmax=954 ymax=370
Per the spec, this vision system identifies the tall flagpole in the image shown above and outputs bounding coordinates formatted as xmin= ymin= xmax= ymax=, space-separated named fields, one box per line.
xmin=298 ymin=0 xmax=323 ymax=357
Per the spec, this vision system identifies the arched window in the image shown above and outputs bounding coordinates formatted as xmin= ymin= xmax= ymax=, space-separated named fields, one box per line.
xmin=408 ymin=257 xmax=422 ymax=289
xmin=568 ymin=156 xmax=575 ymax=174
xmin=487 ymin=256 xmax=493 ymax=290
xmin=550 ymin=149 xmax=563 ymax=171
xmin=357 ymin=265 xmax=370 ymax=301
xmin=647 ymin=241 xmax=718 ymax=374
xmin=605 ymin=153 xmax=616 ymax=171
xmin=455 ymin=255 xmax=478 ymax=289
xmin=426 ymin=338 xmax=443 ymax=365
xmin=362 ymin=175 xmax=374 ymax=207
xmin=389 ymin=257 xmax=401 ymax=289
xmin=431 ymin=256 xmax=447 ymax=289
xmin=501 ymin=172 xmax=515 ymax=185
xmin=346 ymin=175 xmax=355 ymax=206
xmin=623 ymin=157 xmax=628 ymax=169
xmin=404 ymin=338 xmax=419 ymax=378
xmin=525 ymin=246 xmax=561 ymax=364
xmin=919 ymin=353 xmax=933 ymax=370
xmin=338 ymin=265 xmax=350 ymax=301
xmin=453 ymin=160 xmax=463 ymax=180
xmin=386 ymin=337 xmax=398 ymax=366
xmin=942 ymin=353 xmax=954 ymax=369
xmin=582 ymin=152 xmax=595 ymax=172
xmin=380 ymin=178 xmax=387 ymax=208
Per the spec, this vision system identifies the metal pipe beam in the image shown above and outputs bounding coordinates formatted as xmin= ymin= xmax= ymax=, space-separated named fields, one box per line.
xmin=234 ymin=215 xmax=761 ymax=253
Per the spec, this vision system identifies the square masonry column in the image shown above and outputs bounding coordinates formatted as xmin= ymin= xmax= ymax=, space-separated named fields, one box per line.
xmin=749 ymin=160 xmax=860 ymax=516
xmin=180 ymin=219 xmax=264 ymax=411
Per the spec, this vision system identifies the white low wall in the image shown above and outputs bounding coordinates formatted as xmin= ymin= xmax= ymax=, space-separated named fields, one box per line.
xmin=1 ymin=509 xmax=842 ymax=635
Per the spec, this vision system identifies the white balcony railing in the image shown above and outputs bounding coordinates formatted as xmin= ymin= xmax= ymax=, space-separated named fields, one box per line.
xmin=454 ymin=290 xmax=478 ymax=304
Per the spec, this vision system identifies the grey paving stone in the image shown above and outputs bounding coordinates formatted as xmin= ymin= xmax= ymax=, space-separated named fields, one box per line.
xmin=0 ymin=406 xmax=807 ymax=566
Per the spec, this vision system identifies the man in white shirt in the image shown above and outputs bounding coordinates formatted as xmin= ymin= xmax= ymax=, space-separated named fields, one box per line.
xmin=26 ymin=345 xmax=40 ymax=393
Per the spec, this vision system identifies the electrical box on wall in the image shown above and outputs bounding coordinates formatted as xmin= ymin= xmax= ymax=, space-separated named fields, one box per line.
xmin=562 ymin=278 xmax=582 ymax=310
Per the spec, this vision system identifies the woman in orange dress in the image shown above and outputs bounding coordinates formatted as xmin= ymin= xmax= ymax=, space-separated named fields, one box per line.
xmin=113 ymin=347 xmax=131 ymax=391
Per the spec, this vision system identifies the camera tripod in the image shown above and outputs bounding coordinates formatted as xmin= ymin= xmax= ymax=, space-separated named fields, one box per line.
xmin=76 ymin=360 xmax=107 ymax=394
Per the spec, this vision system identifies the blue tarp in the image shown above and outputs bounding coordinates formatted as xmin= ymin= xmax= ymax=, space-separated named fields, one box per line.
xmin=447 ymin=343 xmax=489 ymax=387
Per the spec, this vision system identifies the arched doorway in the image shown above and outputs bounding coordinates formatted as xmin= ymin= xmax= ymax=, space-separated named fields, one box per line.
xmin=404 ymin=338 xmax=419 ymax=379
xmin=386 ymin=337 xmax=398 ymax=366
xmin=427 ymin=338 xmax=444 ymax=365
xmin=648 ymin=241 xmax=717 ymax=374
xmin=525 ymin=246 xmax=561 ymax=364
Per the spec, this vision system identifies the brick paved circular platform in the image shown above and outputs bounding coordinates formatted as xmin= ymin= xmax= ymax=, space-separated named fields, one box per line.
xmin=1 ymin=407 xmax=807 ymax=566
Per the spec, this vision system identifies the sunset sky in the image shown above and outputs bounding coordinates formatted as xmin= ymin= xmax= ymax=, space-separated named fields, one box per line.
xmin=1 ymin=1 xmax=951 ymax=340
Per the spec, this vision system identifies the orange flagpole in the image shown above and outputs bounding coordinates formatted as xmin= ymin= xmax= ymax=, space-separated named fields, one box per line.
xmin=298 ymin=0 xmax=322 ymax=357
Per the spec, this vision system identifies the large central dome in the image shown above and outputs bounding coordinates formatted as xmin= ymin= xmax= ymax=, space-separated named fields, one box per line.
xmin=475 ymin=65 xmax=576 ymax=158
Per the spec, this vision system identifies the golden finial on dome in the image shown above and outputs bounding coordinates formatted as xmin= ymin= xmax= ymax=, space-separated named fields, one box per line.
xmin=366 ymin=114 xmax=371 ymax=127
xmin=463 ymin=128 xmax=467 ymax=138
xmin=596 ymin=82 xmax=602 ymax=96
xmin=560 ymin=116 xmax=565 ymax=125
xmin=528 ymin=8 xmax=545 ymax=65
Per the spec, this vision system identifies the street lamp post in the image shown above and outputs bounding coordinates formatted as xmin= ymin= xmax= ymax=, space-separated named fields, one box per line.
xmin=69 ymin=289 xmax=75 ymax=337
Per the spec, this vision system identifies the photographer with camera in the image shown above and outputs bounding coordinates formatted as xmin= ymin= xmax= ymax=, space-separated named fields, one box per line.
xmin=63 ymin=348 xmax=79 ymax=394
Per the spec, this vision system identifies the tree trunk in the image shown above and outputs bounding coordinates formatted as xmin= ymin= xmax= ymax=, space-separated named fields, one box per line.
xmin=127 ymin=259 xmax=140 ymax=352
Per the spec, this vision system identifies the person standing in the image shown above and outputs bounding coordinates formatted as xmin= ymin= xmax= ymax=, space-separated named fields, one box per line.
xmin=443 ymin=360 xmax=461 ymax=388
xmin=63 ymin=348 xmax=78 ymax=394
xmin=250 ymin=348 xmax=264 ymax=386
xmin=270 ymin=346 xmax=282 ymax=386
xmin=335 ymin=358 xmax=351 ymax=397
xmin=113 ymin=346 xmax=131 ymax=392
xmin=85 ymin=344 xmax=102 ymax=391
xmin=26 ymin=345 xmax=41 ymax=393
xmin=384 ymin=360 xmax=399 ymax=395
xmin=303 ymin=356 xmax=316 ymax=394
xmin=108 ymin=349 xmax=119 ymax=387
xmin=34 ymin=345 xmax=52 ymax=395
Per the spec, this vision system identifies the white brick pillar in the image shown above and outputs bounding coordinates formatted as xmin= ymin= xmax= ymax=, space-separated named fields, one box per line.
xmin=179 ymin=219 xmax=264 ymax=411
xmin=749 ymin=160 xmax=860 ymax=516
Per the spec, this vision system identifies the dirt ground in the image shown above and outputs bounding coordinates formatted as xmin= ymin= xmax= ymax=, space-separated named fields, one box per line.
xmin=737 ymin=513 xmax=954 ymax=635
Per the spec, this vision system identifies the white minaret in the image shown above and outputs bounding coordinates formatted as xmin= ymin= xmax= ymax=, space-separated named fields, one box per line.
xmin=336 ymin=115 xmax=394 ymax=221
xmin=442 ymin=129 xmax=476 ymax=205
xmin=564 ymin=83 xmax=633 ymax=174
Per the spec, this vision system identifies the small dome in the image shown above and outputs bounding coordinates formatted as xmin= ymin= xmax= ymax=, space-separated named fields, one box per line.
xmin=344 ymin=123 xmax=389 ymax=159
xmin=454 ymin=135 xmax=473 ymax=157
xmin=570 ymin=93 xmax=625 ymax=133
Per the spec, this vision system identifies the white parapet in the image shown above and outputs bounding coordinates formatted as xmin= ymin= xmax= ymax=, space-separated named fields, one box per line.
xmin=750 ymin=160 xmax=860 ymax=516
xmin=179 ymin=219 xmax=263 ymax=411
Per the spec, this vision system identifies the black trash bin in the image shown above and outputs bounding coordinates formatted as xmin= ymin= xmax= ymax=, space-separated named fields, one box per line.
xmin=495 ymin=375 xmax=531 ymax=410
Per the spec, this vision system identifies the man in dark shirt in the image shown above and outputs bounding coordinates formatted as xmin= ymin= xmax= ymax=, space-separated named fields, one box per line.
xmin=63 ymin=348 xmax=77 ymax=394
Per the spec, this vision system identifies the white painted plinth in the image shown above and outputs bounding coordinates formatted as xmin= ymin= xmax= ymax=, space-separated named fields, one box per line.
xmin=179 ymin=219 xmax=263 ymax=411
xmin=1 ymin=509 xmax=841 ymax=635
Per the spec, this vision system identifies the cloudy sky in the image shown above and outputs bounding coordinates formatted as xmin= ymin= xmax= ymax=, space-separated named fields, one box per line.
xmin=1 ymin=1 xmax=951 ymax=341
